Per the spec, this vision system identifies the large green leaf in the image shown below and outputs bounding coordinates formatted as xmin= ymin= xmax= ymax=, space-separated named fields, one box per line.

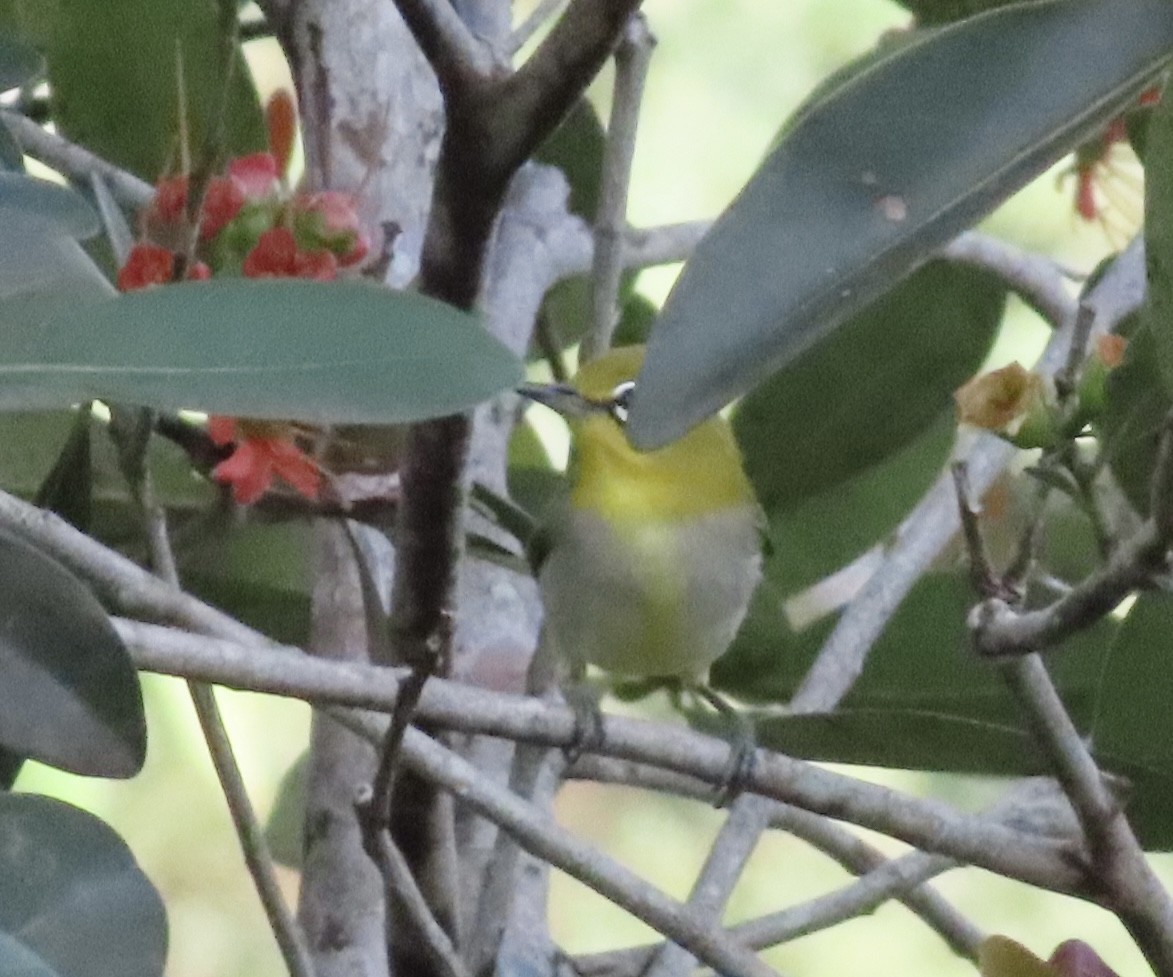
xmin=734 ymin=260 xmax=1003 ymax=515
xmin=891 ymin=0 xmax=1034 ymax=25
xmin=264 ymin=751 xmax=308 ymax=868
xmin=0 ymin=31 xmax=41 ymax=90
xmin=0 ymin=117 xmax=23 ymax=172
xmin=714 ymin=572 xmax=1114 ymax=722
xmin=0 ymin=530 xmax=144 ymax=777
xmin=0 ymin=173 xmax=97 ymax=238
xmin=758 ymin=413 xmax=954 ymax=596
xmin=4 ymin=0 xmax=263 ymax=180
xmin=1140 ymin=72 xmax=1173 ymax=395
xmin=1090 ymin=595 xmax=1173 ymax=849
xmin=628 ymin=0 xmax=1173 ymax=448
xmin=0 ymin=226 xmax=116 ymax=358
xmin=181 ymin=520 xmax=313 ymax=646
xmin=0 ymin=280 xmax=523 ymax=422
xmin=0 ymin=794 xmax=166 ymax=977
xmin=1102 ymin=317 xmax=1166 ymax=514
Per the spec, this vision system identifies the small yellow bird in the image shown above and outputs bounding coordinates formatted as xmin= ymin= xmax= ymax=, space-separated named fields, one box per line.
xmin=522 ymin=345 xmax=764 ymax=685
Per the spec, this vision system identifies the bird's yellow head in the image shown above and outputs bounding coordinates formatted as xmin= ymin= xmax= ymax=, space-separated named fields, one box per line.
xmin=521 ymin=345 xmax=757 ymax=523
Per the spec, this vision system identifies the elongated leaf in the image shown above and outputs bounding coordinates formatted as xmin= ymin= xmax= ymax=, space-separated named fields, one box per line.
xmin=0 ymin=32 xmax=41 ymax=91
xmin=0 ymin=173 xmax=97 ymax=238
xmin=181 ymin=521 xmax=313 ymax=645
xmin=1102 ymin=317 xmax=1165 ymax=514
xmin=0 ymin=280 xmax=523 ymax=422
xmin=734 ymin=260 xmax=1003 ymax=514
xmin=714 ymin=573 xmax=1114 ymax=724
xmin=0 ymin=116 xmax=23 ymax=172
xmin=1091 ymin=595 xmax=1173 ymax=849
xmin=265 ymin=751 xmax=308 ymax=868
xmin=0 ymin=530 xmax=144 ymax=777
xmin=628 ymin=0 xmax=1173 ymax=448
xmin=759 ymin=412 xmax=954 ymax=596
xmin=1141 ymin=67 xmax=1173 ymax=393
xmin=0 ymin=794 xmax=166 ymax=977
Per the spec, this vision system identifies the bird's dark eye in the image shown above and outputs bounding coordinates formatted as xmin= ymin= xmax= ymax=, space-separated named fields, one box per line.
xmin=608 ymin=381 xmax=636 ymax=425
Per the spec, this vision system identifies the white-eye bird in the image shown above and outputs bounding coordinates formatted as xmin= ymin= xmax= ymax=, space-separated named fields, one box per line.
xmin=522 ymin=345 xmax=764 ymax=685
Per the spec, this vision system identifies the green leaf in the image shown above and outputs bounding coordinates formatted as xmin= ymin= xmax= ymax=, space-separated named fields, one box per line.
xmin=1102 ymin=317 xmax=1165 ymax=514
xmin=734 ymin=261 xmax=1003 ymax=515
xmin=628 ymin=0 xmax=1173 ymax=448
xmin=535 ymin=99 xmax=605 ymax=222
xmin=33 ymin=406 xmax=93 ymax=531
xmin=0 ymin=280 xmax=524 ymax=422
xmin=181 ymin=520 xmax=312 ymax=646
xmin=749 ymin=709 xmax=1047 ymax=774
xmin=0 ymin=173 xmax=98 ymax=238
xmin=761 ymin=411 xmax=953 ymax=596
xmin=7 ymin=0 xmax=263 ymax=180
xmin=0 ymin=31 xmax=42 ymax=90
xmin=0 ymin=794 xmax=167 ymax=977
xmin=0 ymin=117 xmax=24 ymax=172
xmin=0 ymin=530 xmax=145 ymax=777
xmin=1091 ymin=595 xmax=1173 ymax=849
xmin=0 ymin=231 xmax=115 ymax=353
xmin=1141 ymin=81 xmax=1173 ymax=398
xmin=714 ymin=572 xmax=1114 ymax=725
xmin=265 ymin=751 xmax=308 ymax=868
xmin=891 ymin=0 xmax=1035 ymax=25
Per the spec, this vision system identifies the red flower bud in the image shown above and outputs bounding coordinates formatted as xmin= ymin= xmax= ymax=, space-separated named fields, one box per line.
xmin=117 ymin=243 xmax=175 ymax=291
xmin=243 ymin=227 xmax=338 ymax=281
xmin=265 ymin=90 xmax=298 ymax=179
xmin=292 ymin=190 xmax=368 ymax=266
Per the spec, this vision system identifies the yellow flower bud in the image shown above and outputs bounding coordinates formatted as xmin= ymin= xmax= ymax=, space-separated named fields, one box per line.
xmin=954 ymin=363 xmax=1057 ymax=449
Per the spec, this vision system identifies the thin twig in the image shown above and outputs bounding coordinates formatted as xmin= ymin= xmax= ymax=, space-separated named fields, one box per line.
xmin=189 ymin=684 xmax=317 ymax=977
xmin=641 ymin=795 xmax=772 ymax=977
xmin=114 ymin=620 xmax=1087 ymax=894
xmin=365 ymin=826 xmax=470 ymax=977
xmin=389 ymin=0 xmax=496 ymax=94
xmin=941 ymin=231 xmax=1077 ymax=329
xmin=1002 ymin=655 xmax=1173 ymax=976
xmin=569 ymin=755 xmax=986 ymax=962
xmin=337 ymin=713 xmax=780 ymax=977
xmin=581 ymin=12 xmax=654 ymax=363
xmin=788 ymin=234 xmax=1146 ymax=713
xmin=494 ymin=0 xmax=644 ymax=174
xmin=126 ymin=458 xmax=315 ymax=977
xmin=507 ymin=0 xmax=567 ymax=54
xmin=968 ymin=513 xmax=1167 ymax=657
xmin=0 ymin=110 xmax=155 ymax=208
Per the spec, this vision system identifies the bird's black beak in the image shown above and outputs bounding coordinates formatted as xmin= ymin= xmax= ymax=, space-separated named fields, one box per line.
xmin=517 ymin=382 xmax=602 ymax=419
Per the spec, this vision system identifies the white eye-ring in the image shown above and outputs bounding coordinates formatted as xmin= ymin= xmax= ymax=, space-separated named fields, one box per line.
xmin=609 ymin=380 xmax=636 ymax=424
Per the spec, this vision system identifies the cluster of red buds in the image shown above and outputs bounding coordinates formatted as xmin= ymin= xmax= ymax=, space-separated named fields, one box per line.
xmin=118 ymin=152 xmax=368 ymax=291
xmin=115 ymin=92 xmax=362 ymax=504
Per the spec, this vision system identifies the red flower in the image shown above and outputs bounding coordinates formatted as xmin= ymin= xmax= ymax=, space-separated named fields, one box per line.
xmin=117 ymin=243 xmax=175 ymax=291
xmin=228 ymin=152 xmax=281 ymax=199
xmin=116 ymin=243 xmax=210 ymax=291
xmin=146 ymin=154 xmax=281 ymax=242
xmin=292 ymin=190 xmax=369 ymax=266
xmin=199 ymin=176 xmax=246 ymax=241
xmin=208 ymin=416 xmax=321 ymax=505
xmin=243 ymin=227 xmax=338 ymax=281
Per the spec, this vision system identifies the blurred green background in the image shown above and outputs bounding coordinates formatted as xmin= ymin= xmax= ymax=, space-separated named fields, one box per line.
xmin=16 ymin=1 xmax=1167 ymax=974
